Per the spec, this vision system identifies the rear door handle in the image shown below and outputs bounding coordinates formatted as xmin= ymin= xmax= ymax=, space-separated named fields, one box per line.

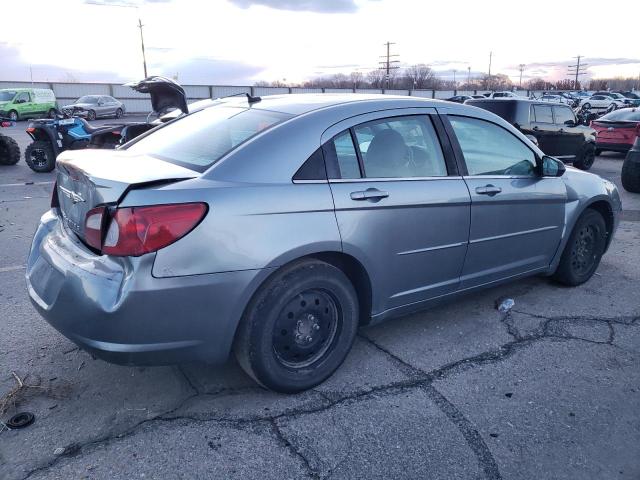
xmin=350 ymin=189 xmax=389 ymax=201
xmin=475 ymin=185 xmax=502 ymax=196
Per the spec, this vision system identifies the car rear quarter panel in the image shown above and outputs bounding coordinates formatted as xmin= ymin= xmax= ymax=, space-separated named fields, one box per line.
xmin=120 ymin=178 xmax=342 ymax=277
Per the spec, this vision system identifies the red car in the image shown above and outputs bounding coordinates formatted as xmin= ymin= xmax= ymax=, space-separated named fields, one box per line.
xmin=592 ymin=108 xmax=640 ymax=154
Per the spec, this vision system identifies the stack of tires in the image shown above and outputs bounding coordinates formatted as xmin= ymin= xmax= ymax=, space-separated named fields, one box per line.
xmin=0 ymin=134 xmax=20 ymax=166
xmin=622 ymin=137 xmax=640 ymax=193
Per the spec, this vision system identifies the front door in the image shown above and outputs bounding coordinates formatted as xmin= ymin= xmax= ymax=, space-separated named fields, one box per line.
xmin=323 ymin=110 xmax=471 ymax=316
xmin=444 ymin=114 xmax=566 ymax=288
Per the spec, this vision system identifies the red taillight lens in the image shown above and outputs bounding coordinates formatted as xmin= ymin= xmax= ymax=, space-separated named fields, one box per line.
xmin=51 ymin=182 xmax=60 ymax=209
xmin=84 ymin=206 xmax=107 ymax=250
xmin=26 ymin=127 xmax=35 ymax=133
xmin=101 ymin=203 xmax=207 ymax=257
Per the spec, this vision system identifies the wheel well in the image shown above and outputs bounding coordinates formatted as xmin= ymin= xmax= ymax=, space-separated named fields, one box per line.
xmin=586 ymin=200 xmax=614 ymax=247
xmin=308 ymin=252 xmax=373 ymax=326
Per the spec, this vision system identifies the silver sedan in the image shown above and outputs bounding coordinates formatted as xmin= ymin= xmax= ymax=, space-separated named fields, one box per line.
xmin=27 ymin=94 xmax=621 ymax=392
xmin=62 ymin=95 xmax=126 ymax=120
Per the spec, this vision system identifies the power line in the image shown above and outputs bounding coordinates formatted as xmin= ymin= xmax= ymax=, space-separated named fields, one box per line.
xmin=379 ymin=41 xmax=399 ymax=89
xmin=567 ymin=55 xmax=588 ymax=89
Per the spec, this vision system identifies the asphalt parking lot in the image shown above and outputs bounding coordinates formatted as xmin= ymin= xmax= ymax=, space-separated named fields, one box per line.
xmin=0 ymin=119 xmax=639 ymax=480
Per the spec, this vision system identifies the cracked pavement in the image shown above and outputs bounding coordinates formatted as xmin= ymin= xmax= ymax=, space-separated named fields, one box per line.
xmin=1 ymin=126 xmax=639 ymax=480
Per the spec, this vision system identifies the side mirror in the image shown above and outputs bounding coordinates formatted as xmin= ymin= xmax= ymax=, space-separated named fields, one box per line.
xmin=542 ymin=155 xmax=566 ymax=177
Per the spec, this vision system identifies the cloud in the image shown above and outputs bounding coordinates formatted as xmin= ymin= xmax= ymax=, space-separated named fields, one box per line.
xmin=150 ymin=56 xmax=265 ymax=84
xmin=227 ymin=0 xmax=366 ymax=13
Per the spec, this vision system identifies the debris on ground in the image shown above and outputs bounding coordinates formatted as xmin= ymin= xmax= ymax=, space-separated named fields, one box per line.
xmin=495 ymin=297 xmax=515 ymax=313
xmin=6 ymin=412 xmax=35 ymax=429
xmin=0 ymin=372 xmax=72 ymax=418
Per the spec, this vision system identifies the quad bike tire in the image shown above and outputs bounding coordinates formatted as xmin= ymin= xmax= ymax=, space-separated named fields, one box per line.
xmin=0 ymin=134 xmax=20 ymax=165
xmin=25 ymin=141 xmax=56 ymax=173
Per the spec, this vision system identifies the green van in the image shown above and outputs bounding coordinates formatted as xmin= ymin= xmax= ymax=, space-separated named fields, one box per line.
xmin=0 ymin=88 xmax=57 ymax=121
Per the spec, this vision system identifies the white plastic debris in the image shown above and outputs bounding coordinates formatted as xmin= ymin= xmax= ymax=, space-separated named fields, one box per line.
xmin=496 ymin=297 xmax=515 ymax=313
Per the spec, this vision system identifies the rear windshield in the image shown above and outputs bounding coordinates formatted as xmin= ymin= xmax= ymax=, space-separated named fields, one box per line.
xmin=466 ymin=100 xmax=518 ymax=122
xmin=126 ymin=106 xmax=292 ymax=171
xmin=599 ymin=109 xmax=640 ymax=122
xmin=0 ymin=90 xmax=16 ymax=101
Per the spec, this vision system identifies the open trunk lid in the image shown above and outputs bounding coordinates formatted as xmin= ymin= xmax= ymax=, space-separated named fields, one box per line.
xmin=55 ymin=149 xmax=197 ymax=240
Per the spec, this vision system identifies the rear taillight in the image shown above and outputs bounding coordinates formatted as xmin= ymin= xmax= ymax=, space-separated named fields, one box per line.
xmin=84 ymin=206 xmax=107 ymax=251
xmin=51 ymin=182 xmax=59 ymax=209
xmin=99 ymin=203 xmax=207 ymax=257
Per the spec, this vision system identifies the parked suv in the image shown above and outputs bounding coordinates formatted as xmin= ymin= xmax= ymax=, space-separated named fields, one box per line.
xmin=466 ymin=98 xmax=597 ymax=169
xmin=0 ymin=88 xmax=57 ymax=121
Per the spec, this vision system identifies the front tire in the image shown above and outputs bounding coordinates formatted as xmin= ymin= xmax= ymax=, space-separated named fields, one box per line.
xmin=115 ymin=108 xmax=123 ymax=119
xmin=48 ymin=109 xmax=57 ymax=119
xmin=25 ymin=141 xmax=56 ymax=172
xmin=0 ymin=135 xmax=20 ymax=165
xmin=8 ymin=110 xmax=18 ymax=122
xmin=583 ymin=102 xmax=591 ymax=110
xmin=552 ymin=209 xmax=607 ymax=286
xmin=234 ymin=259 xmax=359 ymax=393
xmin=573 ymin=143 xmax=596 ymax=170
xmin=87 ymin=110 xmax=96 ymax=121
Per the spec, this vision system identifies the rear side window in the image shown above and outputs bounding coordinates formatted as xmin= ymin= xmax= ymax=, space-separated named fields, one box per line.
xmin=126 ymin=106 xmax=292 ymax=172
xmin=600 ymin=109 xmax=640 ymax=121
xmin=553 ymin=106 xmax=575 ymax=125
xmin=449 ymin=116 xmax=536 ymax=177
xmin=353 ymin=116 xmax=447 ymax=178
xmin=533 ymin=105 xmax=553 ymax=123
xmin=331 ymin=131 xmax=361 ymax=178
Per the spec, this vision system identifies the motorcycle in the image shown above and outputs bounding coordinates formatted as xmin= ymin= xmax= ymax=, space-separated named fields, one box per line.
xmin=0 ymin=118 xmax=20 ymax=166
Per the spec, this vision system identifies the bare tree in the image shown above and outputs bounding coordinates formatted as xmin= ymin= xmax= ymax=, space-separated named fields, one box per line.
xmin=350 ymin=71 xmax=364 ymax=89
xmin=367 ymin=69 xmax=386 ymax=89
xmin=403 ymin=64 xmax=437 ymax=89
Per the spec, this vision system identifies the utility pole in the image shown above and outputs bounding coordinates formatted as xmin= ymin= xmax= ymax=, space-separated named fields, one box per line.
xmin=518 ymin=64 xmax=525 ymax=88
xmin=379 ymin=41 xmax=399 ymax=89
xmin=488 ymin=51 xmax=493 ymax=90
xmin=567 ymin=55 xmax=588 ymax=90
xmin=452 ymin=69 xmax=457 ymax=88
xmin=138 ymin=18 xmax=148 ymax=78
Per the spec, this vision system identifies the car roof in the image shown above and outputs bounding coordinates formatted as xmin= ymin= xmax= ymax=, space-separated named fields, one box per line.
xmin=237 ymin=93 xmax=443 ymax=116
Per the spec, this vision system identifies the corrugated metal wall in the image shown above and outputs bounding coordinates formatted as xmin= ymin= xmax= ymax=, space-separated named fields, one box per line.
xmin=0 ymin=80 xmax=554 ymax=114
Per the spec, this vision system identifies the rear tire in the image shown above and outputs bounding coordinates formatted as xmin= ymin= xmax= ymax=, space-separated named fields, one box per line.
xmin=234 ymin=259 xmax=359 ymax=393
xmin=621 ymin=152 xmax=640 ymax=193
xmin=573 ymin=143 xmax=596 ymax=170
xmin=552 ymin=209 xmax=607 ymax=286
xmin=25 ymin=141 xmax=56 ymax=172
xmin=583 ymin=102 xmax=591 ymax=110
xmin=0 ymin=135 xmax=20 ymax=165
xmin=48 ymin=109 xmax=57 ymax=119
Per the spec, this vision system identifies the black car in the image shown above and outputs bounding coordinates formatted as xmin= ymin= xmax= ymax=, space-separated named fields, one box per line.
xmin=445 ymin=95 xmax=473 ymax=103
xmin=466 ymin=98 xmax=597 ymax=170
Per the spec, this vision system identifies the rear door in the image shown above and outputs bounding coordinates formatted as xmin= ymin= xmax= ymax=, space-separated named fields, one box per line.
xmin=323 ymin=109 xmax=471 ymax=316
xmin=552 ymin=105 xmax=583 ymax=160
xmin=442 ymin=114 xmax=566 ymax=288
xmin=530 ymin=103 xmax=561 ymax=155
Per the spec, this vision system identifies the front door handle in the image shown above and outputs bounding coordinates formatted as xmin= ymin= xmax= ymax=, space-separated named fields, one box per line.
xmin=350 ymin=188 xmax=389 ymax=201
xmin=475 ymin=185 xmax=502 ymax=196
xmin=532 ymin=126 xmax=539 ymax=131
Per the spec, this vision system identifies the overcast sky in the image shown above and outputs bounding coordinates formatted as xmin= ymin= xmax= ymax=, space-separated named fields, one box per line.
xmin=1 ymin=0 xmax=638 ymax=85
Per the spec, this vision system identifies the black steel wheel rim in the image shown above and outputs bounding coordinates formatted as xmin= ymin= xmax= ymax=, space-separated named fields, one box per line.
xmin=571 ymin=225 xmax=597 ymax=276
xmin=272 ymin=288 xmax=340 ymax=369
xmin=30 ymin=149 xmax=48 ymax=168
xmin=583 ymin=150 xmax=595 ymax=168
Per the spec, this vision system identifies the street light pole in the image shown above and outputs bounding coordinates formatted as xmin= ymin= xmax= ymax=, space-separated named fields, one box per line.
xmin=138 ymin=18 xmax=148 ymax=78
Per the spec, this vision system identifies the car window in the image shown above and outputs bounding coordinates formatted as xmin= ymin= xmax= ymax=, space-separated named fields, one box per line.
xmin=353 ymin=116 xmax=447 ymax=178
xmin=449 ymin=116 xmax=536 ymax=177
xmin=553 ymin=106 xmax=575 ymax=125
xmin=331 ymin=131 xmax=361 ymax=179
xmin=533 ymin=105 xmax=553 ymax=123
xmin=126 ymin=106 xmax=293 ymax=172
xmin=592 ymin=96 xmax=603 ymax=100
xmin=15 ymin=92 xmax=30 ymax=103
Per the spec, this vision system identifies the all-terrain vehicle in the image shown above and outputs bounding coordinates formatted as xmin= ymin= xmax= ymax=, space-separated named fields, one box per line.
xmin=0 ymin=118 xmax=20 ymax=166
xmin=24 ymin=76 xmax=189 ymax=172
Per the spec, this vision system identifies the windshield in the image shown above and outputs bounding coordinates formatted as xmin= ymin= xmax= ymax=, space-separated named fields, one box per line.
xmin=76 ymin=96 xmax=100 ymax=104
xmin=126 ymin=106 xmax=293 ymax=172
xmin=600 ymin=109 xmax=640 ymax=122
xmin=0 ymin=90 xmax=16 ymax=102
